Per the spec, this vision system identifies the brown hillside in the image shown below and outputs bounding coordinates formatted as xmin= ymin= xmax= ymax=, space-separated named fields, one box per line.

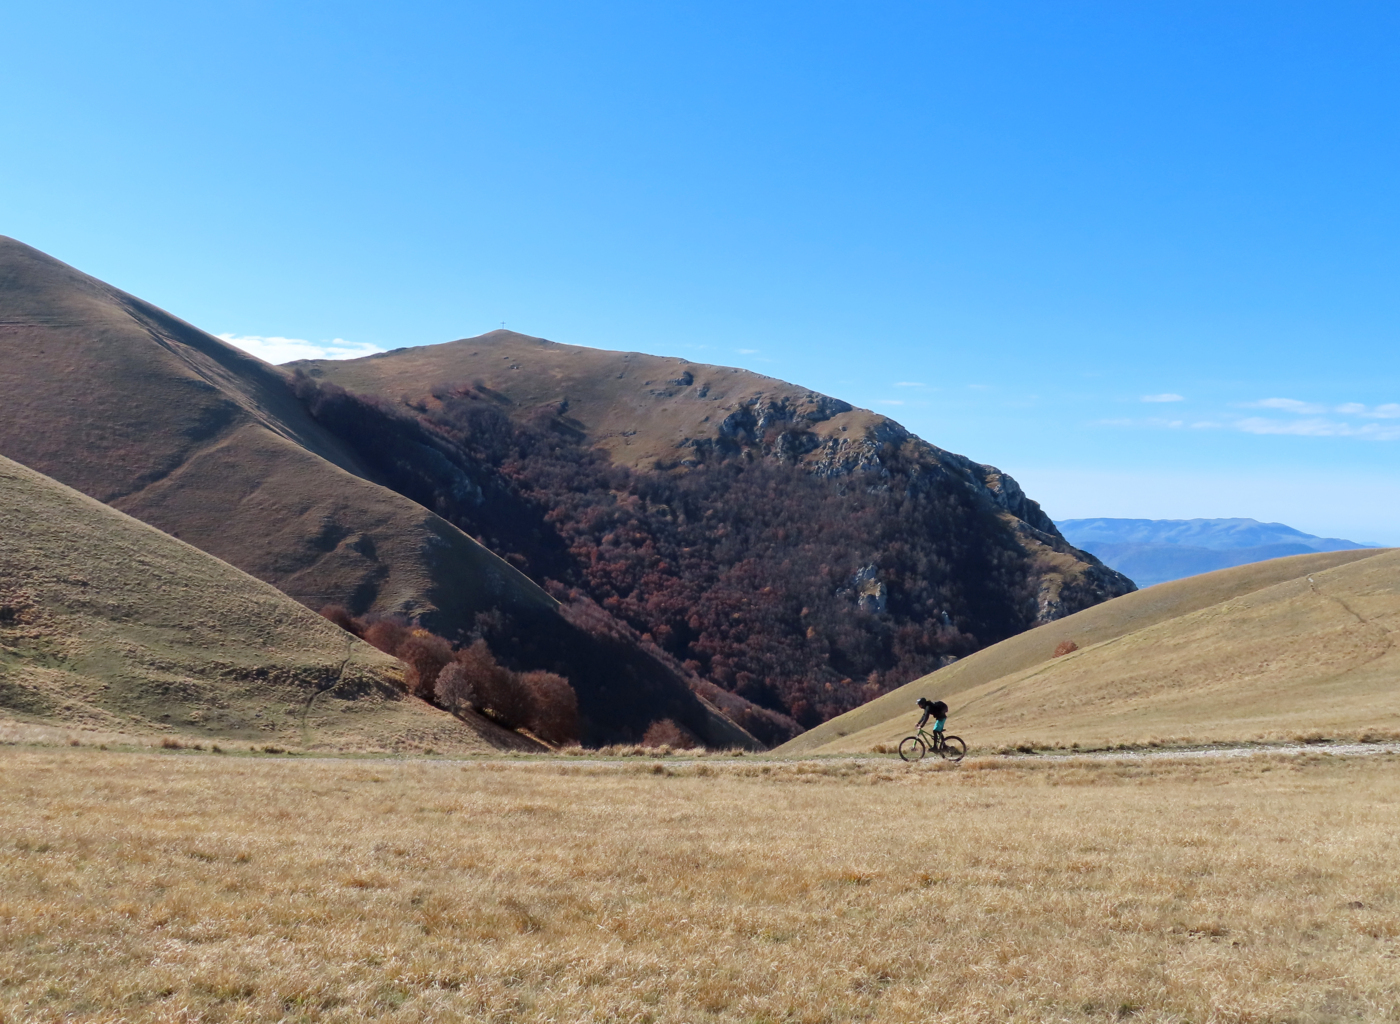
xmin=779 ymin=547 xmax=1399 ymax=753
xmin=0 ymin=238 xmax=762 ymax=748
xmin=0 ymin=454 xmax=524 ymax=752
xmin=294 ymin=330 xmax=1129 ymax=624
xmin=0 ymin=237 xmax=546 ymax=627
xmin=288 ymin=331 xmax=1132 ymax=726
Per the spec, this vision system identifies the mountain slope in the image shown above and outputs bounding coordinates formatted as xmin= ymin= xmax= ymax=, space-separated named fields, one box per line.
xmin=0 ymin=453 xmax=524 ymax=751
xmin=0 ymin=236 xmax=547 ymax=626
xmin=777 ymin=547 xmax=1398 ymax=753
xmin=1059 ymin=518 xmax=1377 ymax=587
xmin=0 ymin=238 xmax=760 ymax=748
xmin=290 ymin=331 xmax=1134 ymax=725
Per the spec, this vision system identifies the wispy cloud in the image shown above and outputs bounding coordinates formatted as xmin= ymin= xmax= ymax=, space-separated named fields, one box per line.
xmin=894 ymin=381 xmax=926 ymax=388
xmin=1107 ymin=393 xmax=1400 ymax=441
xmin=1235 ymin=417 xmax=1400 ymax=440
xmin=1141 ymin=393 xmax=1184 ymax=403
xmin=1341 ymin=402 xmax=1400 ymax=419
xmin=1244 ymin=397 xmax=1329 ymax=414
xmin=1231 ymin=397 xmax=1400 ymax=435
xmin=219 ymin=334 xmax=385 ymax=364
xmin=1099 ymin=416 xmax=1187 ymax=429
xmin=877 ymin=399 xmax=906 ymax=406
xmin=736 ymin=348 xmax=760 ymax=355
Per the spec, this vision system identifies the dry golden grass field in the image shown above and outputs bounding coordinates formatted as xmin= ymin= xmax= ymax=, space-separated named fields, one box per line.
xmin=2 ymin=746 xmax=1397 ymax=1023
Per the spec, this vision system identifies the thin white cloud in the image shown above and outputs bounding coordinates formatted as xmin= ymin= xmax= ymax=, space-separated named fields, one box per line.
xmin=1234 ymin=417 xmax=1400 ymax=440
xmin=1096 ymin=417 xmax=1185 ymax=429
xmin=877 ymin=399 xmax=906 ymax=406
xmin=1245 ymin=397 xmax=1328 ymax=415
xmin=219 ymin=333 xmax=385 ymax=364
xmin=894 ymin=381 xmax=926 ymax=388
xmin=1350 ymin=402 xmax=1400 ymax=419
xmin=1103 ymin=409 xmax=1400 ymax=441
xmin=736 ymin=348 xmax=760 ymax=355
xmin=1141 ymin=393 xmax=1184 ymax=403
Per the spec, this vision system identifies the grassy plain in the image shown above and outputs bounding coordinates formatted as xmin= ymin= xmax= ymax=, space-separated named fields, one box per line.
xmin=2 ymin=747 xmax=1397 ymax=1023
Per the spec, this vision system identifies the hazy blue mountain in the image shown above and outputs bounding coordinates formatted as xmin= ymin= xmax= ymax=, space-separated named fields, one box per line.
xmin=1057 ymin=518 xmax=1381 ymax=587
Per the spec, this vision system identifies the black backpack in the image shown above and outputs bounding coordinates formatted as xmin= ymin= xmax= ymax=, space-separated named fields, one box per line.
xmin=930 ymin=700 xmax=948 ymax=719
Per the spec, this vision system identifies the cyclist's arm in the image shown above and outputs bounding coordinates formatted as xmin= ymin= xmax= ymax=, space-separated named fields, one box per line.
xmin=917 ymin=711 xmax=930 ymax=729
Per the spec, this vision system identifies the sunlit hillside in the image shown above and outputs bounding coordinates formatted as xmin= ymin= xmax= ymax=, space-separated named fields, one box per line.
xmin=781 ymin=548 xmax=1399 ymax=754
xmin=0 ymin=454 xmax=524 ymax=753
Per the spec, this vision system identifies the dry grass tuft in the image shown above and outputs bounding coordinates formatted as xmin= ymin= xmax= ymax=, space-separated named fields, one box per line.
xmin=2 ymin=749 xmax=1398 ymax=1022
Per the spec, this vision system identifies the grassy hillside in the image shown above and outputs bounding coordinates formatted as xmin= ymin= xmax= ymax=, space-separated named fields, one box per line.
xmin=0 ymin=236 xmax=556 ymax=630
xmin=0 ymin=455 xmax=525 ymax=752
xmin=0 ymin=238 xmax=764 ymax=748
xmin=289 ymin=331 xmax=1133 ymax=726
xmin=780 ymin=547 xmax=1397 ymax=753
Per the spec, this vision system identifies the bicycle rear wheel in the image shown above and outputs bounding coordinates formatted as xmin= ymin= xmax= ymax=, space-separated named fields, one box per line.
xmin=897 ymin=736 xmax=927 ymax=762
xmin=939 ymin=735 xmax=966 ymax=762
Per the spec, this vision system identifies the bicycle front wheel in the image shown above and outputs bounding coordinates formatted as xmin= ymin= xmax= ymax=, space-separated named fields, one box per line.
xmin=938 ymin=735 xmax=966 ymax=762
xmin=898 ymin=736 xmax=927 ymax=762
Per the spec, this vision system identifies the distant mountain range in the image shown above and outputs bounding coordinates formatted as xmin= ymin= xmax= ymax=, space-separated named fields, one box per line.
xmin=1057 ymin=518 xmax=1382 ymax=587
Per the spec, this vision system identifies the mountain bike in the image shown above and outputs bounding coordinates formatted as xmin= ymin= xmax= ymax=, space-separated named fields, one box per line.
xmin=898 ymin=728 xmax=966 ymax=763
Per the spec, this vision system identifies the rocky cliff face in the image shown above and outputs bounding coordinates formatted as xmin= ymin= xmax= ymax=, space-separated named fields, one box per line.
xmin=623 ymin=379 xmax=1131 ymax=627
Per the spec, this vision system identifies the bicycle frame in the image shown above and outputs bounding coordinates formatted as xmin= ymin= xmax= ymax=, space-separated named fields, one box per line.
xmin=914 ymin=728 xmax=947 ymax=750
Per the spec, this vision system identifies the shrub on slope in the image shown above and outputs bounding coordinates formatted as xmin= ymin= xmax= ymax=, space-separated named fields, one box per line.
xmin=322 ymin=607 xmax=581 ymax=746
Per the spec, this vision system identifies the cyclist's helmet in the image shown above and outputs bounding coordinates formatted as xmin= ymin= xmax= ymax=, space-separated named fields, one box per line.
xmin=916 ymin=697 xmax=935 ymax=711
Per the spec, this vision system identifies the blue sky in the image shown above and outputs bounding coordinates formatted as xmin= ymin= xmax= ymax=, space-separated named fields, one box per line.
xmin=4 ymin=1 xmax=1398 ymax=542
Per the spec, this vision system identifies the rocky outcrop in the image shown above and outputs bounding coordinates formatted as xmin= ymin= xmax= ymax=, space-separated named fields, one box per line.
xmin=688 ymin=394 xmax=1134 ymax=625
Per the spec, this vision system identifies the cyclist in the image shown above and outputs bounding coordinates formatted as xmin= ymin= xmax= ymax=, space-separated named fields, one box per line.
xmin=915 ymin=697 xmax=948 ymax=736
xmin=901 ymin=697 xmax=964 ymax=762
